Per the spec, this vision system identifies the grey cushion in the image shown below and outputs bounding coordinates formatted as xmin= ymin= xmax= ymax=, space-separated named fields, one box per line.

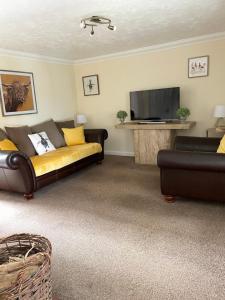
xmin=55 ymin=120 xmax=75 ymax=137
xmin=0 ymin=129 xmax=8 ymax=141
xmin=31 ymin=119 xmax=65 ymax=148
xmin=5 ymin=126 xmax=36 ymax=157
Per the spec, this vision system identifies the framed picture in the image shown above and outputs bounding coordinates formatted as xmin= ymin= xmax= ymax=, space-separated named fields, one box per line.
xmin=188 ymin=56 xmax=209 ymax=78
xmin=82 ymin=74 xmax=100 ymax=96
xmin=0 ymin=70 xmax=37 ymax=116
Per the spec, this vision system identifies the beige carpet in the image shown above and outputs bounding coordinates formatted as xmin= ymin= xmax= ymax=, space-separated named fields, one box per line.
xmin=1 ymin=155 xmax=225 ymax=300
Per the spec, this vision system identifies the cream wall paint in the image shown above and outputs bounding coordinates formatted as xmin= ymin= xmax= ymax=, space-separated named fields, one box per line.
xmin=74 ymin=39 xmax=225 ymax=155
xmin=0 ymin=55 xmax=76 ymax=129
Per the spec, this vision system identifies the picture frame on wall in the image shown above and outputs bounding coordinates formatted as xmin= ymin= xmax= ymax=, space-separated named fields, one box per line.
xmin=0 ymin=70 xmax=37 ymax=116
xmin=188 ymin=56 xmax=209 ymax=78
xmin=82 ymin=74 xmax=100 ymax=96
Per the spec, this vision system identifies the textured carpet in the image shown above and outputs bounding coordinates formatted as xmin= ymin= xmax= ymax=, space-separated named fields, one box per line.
xmin=1 ymin=155 xmax=225 ymax=300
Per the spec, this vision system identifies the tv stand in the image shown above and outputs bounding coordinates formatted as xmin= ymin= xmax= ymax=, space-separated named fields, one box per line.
xmin=115 ymin=121 xmax=196 ymax=165
xmin=138 ymin=121 xmax=166 ymax=124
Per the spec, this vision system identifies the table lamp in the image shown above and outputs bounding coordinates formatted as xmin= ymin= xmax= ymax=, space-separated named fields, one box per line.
xmin=214 ymin=105 xmax=225 ymax=128
xmin=76 ymin=114 xmax=87 ymax=126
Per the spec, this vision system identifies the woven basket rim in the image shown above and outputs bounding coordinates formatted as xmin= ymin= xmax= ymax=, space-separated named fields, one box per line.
xmin=0 ymin=233 xmax=52 ymax=299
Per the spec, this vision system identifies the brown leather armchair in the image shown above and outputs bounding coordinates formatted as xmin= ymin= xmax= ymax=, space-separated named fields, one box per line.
xmin=157 ymin=136 xmax=225 ymax=203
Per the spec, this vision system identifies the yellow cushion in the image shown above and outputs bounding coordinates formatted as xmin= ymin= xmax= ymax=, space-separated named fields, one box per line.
xmin=217 ymin=135 xmax=225 ymax=153
xmin=62 ymin=126 xmax=85 ymax=146
xmin=0 ymin=139 xmax=18 ymax=151
xmin=30 ymin=143 xmax=102 ymax=177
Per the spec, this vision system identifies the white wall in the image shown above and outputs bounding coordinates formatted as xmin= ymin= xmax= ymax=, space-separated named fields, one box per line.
xmin=0 ymin=55 xmax=76 ymax=128
xmin=74 ymin=38 xmax=225 ymax=155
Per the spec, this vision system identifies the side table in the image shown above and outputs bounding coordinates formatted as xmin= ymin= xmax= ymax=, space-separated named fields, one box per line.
xmin=206 ymin=128 xmax=224 ymax=138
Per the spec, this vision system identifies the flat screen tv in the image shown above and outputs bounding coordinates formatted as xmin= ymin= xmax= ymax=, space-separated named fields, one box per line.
xmin=130 ymin=87 xmax=180 ymax=121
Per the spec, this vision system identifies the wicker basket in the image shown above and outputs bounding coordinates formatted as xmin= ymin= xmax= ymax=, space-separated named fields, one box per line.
xmin=0 ymin=233 xmax=52 ymax=300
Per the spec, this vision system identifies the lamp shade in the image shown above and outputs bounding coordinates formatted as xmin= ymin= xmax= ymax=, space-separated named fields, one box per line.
xmin=76 ymin=114 xmax=87 ymax=124
xmin=214 ymin=105 xmax=225 ymax=118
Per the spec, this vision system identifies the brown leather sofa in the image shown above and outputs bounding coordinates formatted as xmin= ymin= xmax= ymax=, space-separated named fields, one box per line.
xmin=157 ymin=136 xmax=225 ymax=203
xmin=0 ymin=120 xmax=108 ymax=199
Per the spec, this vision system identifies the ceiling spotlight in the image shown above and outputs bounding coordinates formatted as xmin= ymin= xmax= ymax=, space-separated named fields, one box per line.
xmin=108 ymin=24 xmax=116 ymax=31
xmin=80 ymin=16 xmax=116 ymax=35
xmin=90 ymin=26 xmax=94 ymax=36
xmin=80 ymin=20 xmax=86 ymax=29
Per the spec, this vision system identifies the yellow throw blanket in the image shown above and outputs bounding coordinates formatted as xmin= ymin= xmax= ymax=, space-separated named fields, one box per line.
xmin=30 ymin=143 xmax=102 ymax=177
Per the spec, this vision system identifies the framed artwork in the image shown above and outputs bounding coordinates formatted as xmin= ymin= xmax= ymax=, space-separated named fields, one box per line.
xmin=188 ymin=56 xmax=209 ymax=78
xmin=0 ymin=70 xmax=37 ymax=116
xmin=82 ymin=74 xmax=100 ymax=96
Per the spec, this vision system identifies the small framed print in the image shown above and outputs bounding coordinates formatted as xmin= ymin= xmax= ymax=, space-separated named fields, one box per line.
xmin=82 ymin=74 xmax=100 ymax=96
xmin=0 ymin=70 xmax=37 ymax=116
xmin=188 ymin=56 xmax=209 ymax=78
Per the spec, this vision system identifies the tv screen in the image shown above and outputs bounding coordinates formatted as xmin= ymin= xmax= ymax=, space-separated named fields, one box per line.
xmin=130 ymin=87 xmax=180 ymax=121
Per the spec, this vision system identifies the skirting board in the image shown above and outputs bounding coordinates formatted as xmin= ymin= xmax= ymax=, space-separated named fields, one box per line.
xmin=105 ymin=150 xmax=134 ymax=157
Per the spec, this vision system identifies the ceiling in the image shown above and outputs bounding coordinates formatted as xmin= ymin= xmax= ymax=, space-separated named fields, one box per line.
xmin=0 ymin=0 xmax=225 ymax=61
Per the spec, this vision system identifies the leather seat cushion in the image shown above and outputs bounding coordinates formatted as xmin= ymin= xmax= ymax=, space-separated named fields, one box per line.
xmin=31 ymin=119 xmax=66 ymax=148
xmin=0 ymin=129 xmax=8 ymax=141
xmin=30 ymin=143 xmax=102 ymax=177
xmin=5 ymin=126 xmax=36 ymax=157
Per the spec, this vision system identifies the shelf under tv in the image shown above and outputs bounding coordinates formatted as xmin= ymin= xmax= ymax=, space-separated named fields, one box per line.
xmin=138 ymin=121 xmax=166 ymax=124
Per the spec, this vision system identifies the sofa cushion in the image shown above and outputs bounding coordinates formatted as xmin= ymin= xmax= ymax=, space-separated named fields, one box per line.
xmin=31 ymin=119 xmax=65 ymax=148
xmin=55 ymin=120 xmax=75 ymax=136
xmin=30 ymin=143 xmax=102 ymax=177
xmin=217 ymin=135 xmax=225 ymax=153
xmin=0 ymin=129 xmax=8 ymax=141
xmin=28 ymin=132 xmax=56 ymax=155
xmin=5 ymin=126 xmax=36 ymax=157
xmin=0 ymin=139 xmax=18 ymax=151
xmin=62 ymin=126 xmax=85 ymax=146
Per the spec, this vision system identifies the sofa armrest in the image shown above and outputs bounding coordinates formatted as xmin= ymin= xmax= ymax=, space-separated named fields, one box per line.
xmin=158 ymin=149 xmax=225 ymax=172
xmin=0 ymin=151 xmax=36 ymax=196
xmin=84 ymin=129 xmax=108 ymax=147
xmin=174 ymin=136 xmax=221 ymax=153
